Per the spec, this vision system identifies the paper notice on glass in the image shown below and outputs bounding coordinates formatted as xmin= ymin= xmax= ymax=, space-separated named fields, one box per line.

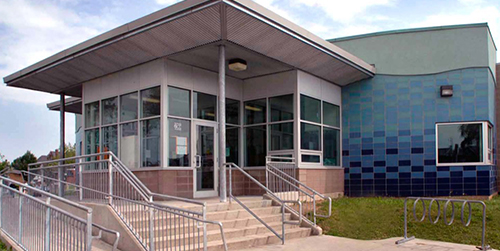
xmin=176 ymin=137 xmax=188 ymax=155
xmin=176 ymin=137 xmax=187 ymax=146
xmin=177 ymin=146 xmax=187 ymax=155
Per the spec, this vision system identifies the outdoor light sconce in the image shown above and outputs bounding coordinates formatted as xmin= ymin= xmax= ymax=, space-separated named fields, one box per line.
xmin=228 ymin=58 xmax=247 ymax=72
xmin=440 ymin=85 xmax=453 ymax=97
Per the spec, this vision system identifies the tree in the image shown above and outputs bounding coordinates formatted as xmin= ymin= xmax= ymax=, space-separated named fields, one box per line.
xmin=11 ymin=151 xmax=37 ymax=172
xmin=0 ymin=153 xmax=9 ymax=172
xmin=48 ymin=143 xmax=76 ymax=166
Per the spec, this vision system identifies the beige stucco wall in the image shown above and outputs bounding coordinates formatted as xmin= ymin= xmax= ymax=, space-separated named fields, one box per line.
xmin=331 ymin=25 xmax=496 ymax=76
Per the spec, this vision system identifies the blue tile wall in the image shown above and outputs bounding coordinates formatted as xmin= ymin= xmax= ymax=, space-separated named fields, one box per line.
xmin=342 ymin=68 xmax=497 ymax=197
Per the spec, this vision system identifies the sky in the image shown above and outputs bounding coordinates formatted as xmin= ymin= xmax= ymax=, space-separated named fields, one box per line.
xmin=0 ymin=0 xmax=499 ymax=161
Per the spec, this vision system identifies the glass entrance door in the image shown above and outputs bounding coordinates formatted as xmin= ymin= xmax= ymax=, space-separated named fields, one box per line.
xmin=193 ymin=122 xmax=218 ymax=198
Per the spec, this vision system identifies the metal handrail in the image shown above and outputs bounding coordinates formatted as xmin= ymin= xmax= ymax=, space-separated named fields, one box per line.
xmin=22 ymin=170 xmax=204 ymax=217
xmin=0 ymin=175 xmax=122 ymax=250
xmin=225 ymin=162 xmax=302 ymax=245
xmin=266 ymin=156 xmax=333 ymax=222
xmin=92 ymin=223 xmax=120 ymax=251
xmin=0 ymin=178 xmax=93 ymax=251
xmin=29 ymin=152 xmax=206 ymax=208
xmin=396 ymin=197 xmax=489 ymax=250
xmin=24 ymin=170 xmax=227 ymax=251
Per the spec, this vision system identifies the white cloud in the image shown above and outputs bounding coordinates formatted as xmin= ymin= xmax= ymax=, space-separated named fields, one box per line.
xmin=291 ymin=0 xmax=396 ymax=24
xmin=0 ymin=0 xmax=119 ymax=105
xmin=155 ymin=0 xmax=181 ymax=5
xmin=458 ymin=0 xmax=486 ymax=5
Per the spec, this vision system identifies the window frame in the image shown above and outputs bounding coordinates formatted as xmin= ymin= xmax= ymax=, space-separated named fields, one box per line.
xmin=299 ymin=94 xmax=342 ymax=168
xmin=435 ymin=121 xmax=493 ymax=166
xmin=83 ymin=85 xmax=162 ymax=170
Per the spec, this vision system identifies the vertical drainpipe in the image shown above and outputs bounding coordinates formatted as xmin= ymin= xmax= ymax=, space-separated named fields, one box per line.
xmin=219 ymin=44 xmax=227 ymax=202
xmin=59 ymin=93 xmax=65 ymax=197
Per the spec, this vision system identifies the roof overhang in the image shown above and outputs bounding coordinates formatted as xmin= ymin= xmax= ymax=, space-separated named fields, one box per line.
xmin=3 ymin=0 xmax=375 ymax=97
xmin=47 ymin=97 xmax=82 ymax=114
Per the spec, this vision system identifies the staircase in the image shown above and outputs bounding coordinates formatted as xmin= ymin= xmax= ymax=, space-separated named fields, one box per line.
xmin=142 ymin=197 xmax=312 ymax=251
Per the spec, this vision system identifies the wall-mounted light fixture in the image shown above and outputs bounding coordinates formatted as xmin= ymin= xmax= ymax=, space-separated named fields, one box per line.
xmin=228 ymin=58 xmax=247 ymax=72
xmin=440 ymin=85 xmax=453 ymax=97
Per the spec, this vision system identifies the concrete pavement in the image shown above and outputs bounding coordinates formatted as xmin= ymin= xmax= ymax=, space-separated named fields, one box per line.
xmin=245 ymin=235 xmax=496 ymax=251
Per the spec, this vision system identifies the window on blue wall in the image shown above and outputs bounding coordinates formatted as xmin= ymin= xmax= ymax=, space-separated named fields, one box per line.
xmin=437 ymin=122 xmax=492 ymax=165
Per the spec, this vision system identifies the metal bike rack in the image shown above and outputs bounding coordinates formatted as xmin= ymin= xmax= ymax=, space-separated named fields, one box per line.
xmin=396 ymin=197 xmax=490 ymax=250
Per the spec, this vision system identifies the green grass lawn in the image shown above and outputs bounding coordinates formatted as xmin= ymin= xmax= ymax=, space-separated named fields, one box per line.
xmin=317 ymin=196 xmax=500 ymax=249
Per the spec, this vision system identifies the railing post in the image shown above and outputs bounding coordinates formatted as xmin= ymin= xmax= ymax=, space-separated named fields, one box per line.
xmin=203 ymin=203 xmax=208 ymax=251
xmin=44 ymin=207 xmax=51 ymax=251
xmin=108 ymin=158 xmax=113 ymax=205
xmin=149 ymin=206 xmax=155 ymax=251
xmin=86 ymin=211 xmax=93 ymax=251
xmin=228 ymin=165 xmax=232 ymax=202
xmin=78 ymin=159 xmax=83 ymax=201
xmin=0 ymin=186 xmax=3 ymax=228
xmin=281 ymin=204 xmax=285 ymax=245
xmin=18 ymin=194 xmax=23 ymax=243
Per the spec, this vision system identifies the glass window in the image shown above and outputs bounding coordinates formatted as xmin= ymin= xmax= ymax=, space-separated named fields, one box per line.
xmin=323 ymin=102 xmax=340 ymax=128
xmin=300 ymin=95 xmax=321 ymax=123
xmin=488 ymin=125 xmax=493 ymax=162
xmin=169 ymin=87 xmax=190 ymax=118
xmin=226 ymin=98 xmax=240 ymax=125
xmin=142 ymin=118 xmax=161 ymax=167
xmin=245 ymin=125 xmax=266 ymax=166
xmin=226 ymin=127 xmax=239 ymax=165
xmin=323 ymin=128 xmax=340 ymax=166
xmin=269 ymin=123 xmax=294 ymax=151
xmin=245 ymin=99 xmax=266 ymax=125
xmin=301 ymin=123 xmax=321 ymax=150
xmin=85 ymin=102 xmax=100 ymax=128
xmin=270 ymin=94 xmax=293 ymax=122
xmin=85 ymin=129 xmax=99 ymax=170
xmin=141 ymin=87 xmax=161 ymax=118
xmin=437 ymin=123 xmax=482 ymax=164
xmin=302 ymin=155 xmax=320 ymax=163
xmin=194 ymin=92 xmax=216 ymax=121
xmin=120 ymin=92 xmax=138 ymax=122
xmin=85 ymin=129 xmax=100 ymax=155
xmin=120 ymin=122 xmax=139 ymax=168
xmin=101 ymin=97 xmax=117 ymax=125
xmin=102 ymin=126 xmax=118 ymax=155
xmin=169 ymin=118 xmax=190 ymax=167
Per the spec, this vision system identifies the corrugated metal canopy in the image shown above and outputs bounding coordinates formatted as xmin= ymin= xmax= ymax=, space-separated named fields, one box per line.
xmin=3 ymin=0 xmax=375 ymax=97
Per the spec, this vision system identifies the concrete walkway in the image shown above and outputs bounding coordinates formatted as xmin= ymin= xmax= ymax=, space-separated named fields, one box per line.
xmin=245 ymin=236 xmax=496 ymax=251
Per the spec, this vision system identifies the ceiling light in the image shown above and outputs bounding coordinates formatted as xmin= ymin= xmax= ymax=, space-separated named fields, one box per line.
xmin=228 ymin=58 xmax=247 ymax=72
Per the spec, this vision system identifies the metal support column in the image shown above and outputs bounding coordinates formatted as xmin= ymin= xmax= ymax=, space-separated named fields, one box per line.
xmin=219 ymin=44 xmax=227 ymax=202
xmin=59 ymin=94 xmax=65 ymax=197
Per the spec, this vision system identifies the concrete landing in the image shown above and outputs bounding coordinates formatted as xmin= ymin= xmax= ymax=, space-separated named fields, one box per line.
xmin=245 ymin=236 xmax=497 ymax=251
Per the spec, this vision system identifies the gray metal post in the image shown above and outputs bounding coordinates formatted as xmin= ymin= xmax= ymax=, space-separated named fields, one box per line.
xmin=44 ymin=207 xmax=51 ymax=251
xmin=0 ymin=187 xmax=3 ymax=228
xmin=218 ymin=44 xmax=227 ymax=202
xmin=59 ymin=94 xmax=65 ymax=197
xmin=18 ymin=195 xmax=23 ymax=243
xmin=86 ymin=211 xmax=93 ymax=251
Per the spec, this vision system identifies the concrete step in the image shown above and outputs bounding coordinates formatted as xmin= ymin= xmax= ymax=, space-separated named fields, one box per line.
xmin=151 ymin=221 xmax=300 ymax=245
xmin=206 ymin=206 xmax=282 ymax=221
xmin=118 ymin=199 xmax=273 ymax=215
xmin=160 ymin=227 xmax=312 ymax=251
xmin=136 ymin=213 xmax=293 ymax=236
xmin=127 ymin=205 xmax=283 ymax=226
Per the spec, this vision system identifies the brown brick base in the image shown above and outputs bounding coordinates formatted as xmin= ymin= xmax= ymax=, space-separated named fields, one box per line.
xmin=297 ymin=168 xmax=344 ymax=198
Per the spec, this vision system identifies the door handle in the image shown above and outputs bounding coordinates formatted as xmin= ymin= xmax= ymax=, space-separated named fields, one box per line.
xmin=195 ymin=155 xmax=201 ymax=168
